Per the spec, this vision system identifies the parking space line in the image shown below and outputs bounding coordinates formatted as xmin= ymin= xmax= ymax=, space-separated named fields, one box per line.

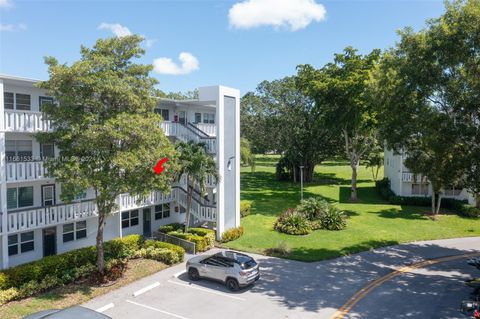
xmin=167 ymin=279 xmax=246 ymax=301
xmin=96 ymin=303 xmax=114 ymax=313
xmin=133 ymin=282 xmax=161 ymax=297
xmin=126 ymin=300 xmax=191 ymax=319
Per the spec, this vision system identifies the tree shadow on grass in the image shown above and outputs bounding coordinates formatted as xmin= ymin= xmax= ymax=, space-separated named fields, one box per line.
xmin=338 ymin=186 xmax=388 ymax=204
xmin=376 ymin=206 xmax=431 ymax=220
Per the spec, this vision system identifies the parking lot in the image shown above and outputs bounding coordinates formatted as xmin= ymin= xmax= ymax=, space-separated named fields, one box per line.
xmin=83 ymin=239 xmax=480 ymax=319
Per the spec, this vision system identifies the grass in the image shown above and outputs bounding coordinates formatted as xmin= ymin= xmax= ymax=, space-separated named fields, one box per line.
xmin=224 ymin=155 xmax=480 ymax=262
xmin=0 ymin=259 xmax=168 ymax=319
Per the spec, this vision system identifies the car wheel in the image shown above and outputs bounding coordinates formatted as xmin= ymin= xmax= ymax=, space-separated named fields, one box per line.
xmin=226 ymin=278 xmax=239 ymax=291
xmin=188 ymin=268 xmax=200 ymax=281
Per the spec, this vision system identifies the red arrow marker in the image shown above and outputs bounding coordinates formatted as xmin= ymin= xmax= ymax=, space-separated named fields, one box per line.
xmin=153 ymin=157 xmax=168 ymax=175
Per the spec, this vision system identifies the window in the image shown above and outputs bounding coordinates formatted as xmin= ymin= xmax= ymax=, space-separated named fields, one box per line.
xmin=74 ymin=191 xmax=87 ymax=200
xmin=412 ymin=183 xmax=429 ymax=195
xmin=194 ymin=113 xmax=201 ymax=123
xmin=154 ymin=203 xmax=170 ymax=220
xmin=203 ymin=113 xmax=215 ymax=124
xmin=155 ymin=109 xmax=170 ymax=121
xmin=63 ymin=221 xmax=87 ymax=242
xmin=39 ymin=96 xmax=54 ymax=111
xmin=8 ymin=231 xmax=34 ymax=255
xmin=5 ymin=140 xmax=33 ymax=162
xmin=7 ymin=186 xmax=34 ymax=209
xmin=444 ymin=186 xmax=463 ymax=196
xmin=122 ymin=210 xmax=139 ymax=228
xmin=15 ymin=93 xmax=31 ymax=110
xmin=40 ymin=143 xmax=54 ymax=159
xmin=4 ymin=92 xmax=14 ymax=109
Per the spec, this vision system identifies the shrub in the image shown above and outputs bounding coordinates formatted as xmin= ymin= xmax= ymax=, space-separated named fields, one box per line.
xmin=297 ymin=197 xmax=329 ymax=221
xmin=320 ymin=206 xmax=347 ymax=230
xmin=457 ymin=203 xmax=480 ymax=218
xmin=275 ymin=156 xmax=291 ymax=181
xmin=274 ymin=209 xmax=312 ymax=235
xmin=158 ymin=223 xmax=184 ymax=233
xmin=264 ymin=241 xmax=291 ymax=257
xmin=143 ymin=240 xmax=185 ymax=261
xmin=0 ymin=273 xmax=8 ymax=290
xmin=104 ymin=234 xmax=143 ymax=259
xmin=221 ymin=226 xmax=244 ymax=243
xmin=189 ymin=228 xmax=215 ymax=248
xmin=168 ymin=231 xmax=210 ymax=252
xmin=0 ymin=288 xmax=20 ymax=305
xmin=375 ymin=178 xmax=395 ymax=201
xmin=240 ymin=201 xmax=252 ymax=217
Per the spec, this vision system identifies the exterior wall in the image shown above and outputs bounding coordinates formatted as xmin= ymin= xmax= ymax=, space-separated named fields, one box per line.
xmin=199 ymin=86 xmax=240 ymax=239
xmin=384 ymin=147 xmax=475 ymax=204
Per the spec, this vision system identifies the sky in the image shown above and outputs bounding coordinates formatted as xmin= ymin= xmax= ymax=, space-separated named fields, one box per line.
xmin=0 ymin=0 xmax=446 ymax=96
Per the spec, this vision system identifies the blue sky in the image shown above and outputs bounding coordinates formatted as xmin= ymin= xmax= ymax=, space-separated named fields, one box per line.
xmin=1 ymin=0 xmax=445 ymax=96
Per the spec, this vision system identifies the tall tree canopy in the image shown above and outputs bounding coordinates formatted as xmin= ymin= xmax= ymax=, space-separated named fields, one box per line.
xmin=38 ymin=35 xmax=179 ymax=274
xmin=297 ymin=47 xmax=381 ymax=201
xmin=372 ymin=0 xmax=480 ymax=210
xmin=242 ymin=77 xmax=340 ymax=182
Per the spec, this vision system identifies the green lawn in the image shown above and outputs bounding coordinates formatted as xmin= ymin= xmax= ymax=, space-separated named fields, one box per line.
xmin=224 ymin=155 xmax=480 ymax=262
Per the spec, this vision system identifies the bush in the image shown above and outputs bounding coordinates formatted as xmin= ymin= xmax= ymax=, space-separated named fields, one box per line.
xmin=457 ymin=203 xmax=480 ymax=218
xmin=274 ymin=209 xmax=312 ymax=235
xmin=143 ymin=240 xmax=185 ymax=261
xmin=158 ymin=223 xmax=184 ymax=233
xmin=0 ymin=287 xmax=20 ymax=305
xmin=221 ymin=226 xmax=244 ymax=243
xmin=375 ymin=178 xmax=395 ymax=201
xmin=240 ymin=201 xmax=252 ymax=217
xmin=104 ymin=234 xmax=143 ymax=260
xmin=297 ymin=197 xmax=329 ymax=221
xmin=189 ymin=228 xmax=215 ymax=248
xmin=275 ymin=156 xmax=291 ymax=181
xmin=136 ymin=247 xmax=180 ymax=265
xmin=168 ymin=231 xmax=210 ymax=252
xmin=320 ymin=206 xmax=347 ymax=230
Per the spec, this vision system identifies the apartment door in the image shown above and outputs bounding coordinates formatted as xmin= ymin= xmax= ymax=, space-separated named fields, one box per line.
xmin=178 ymin=111 xmax=186 ymax=125
xmin=42 ymin=184 xmax=55 ymax=206
xmin=143 ymin=208 xmax=151 ymax=238
xmin=43 ymin=227 xmax=57 ymax=257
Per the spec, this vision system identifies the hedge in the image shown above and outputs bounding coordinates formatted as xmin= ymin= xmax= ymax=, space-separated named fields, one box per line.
xmin=158 ymin=223 xmax=184 ymax=233
xmin=376 ymin=178 xmax=480 ymax=217
xmin=143 ymin=240 xmax=185 ymax=261
xmin=167 ymin=231 xmax=214 ymax=252
xmin=189 ymin=228 xmax=215 ymax=248
xmin=0 ymin=235 xmax=143 ymax=291
xmin=240 ymin=201 xmax=252 ymax=217
xmin=221 ymin=226 xmax=244 ymax=243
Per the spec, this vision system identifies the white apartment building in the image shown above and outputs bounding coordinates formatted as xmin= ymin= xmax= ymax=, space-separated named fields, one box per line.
xmin=0 ymin=74 xmax=240 ymax=269
xmin=384 ymin=148 xmax=475 ymax=205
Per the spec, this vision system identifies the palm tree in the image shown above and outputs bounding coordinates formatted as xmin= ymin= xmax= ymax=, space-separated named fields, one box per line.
xmin=176 ymin=141 xmax=219 ymax=232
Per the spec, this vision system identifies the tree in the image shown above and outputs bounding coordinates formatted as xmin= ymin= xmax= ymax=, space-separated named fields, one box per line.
xmin=240 ymin=137 xmax=255 ymax=172
xmin=243 ymin=77 xmax=340 ymax=183
xmin=176 ymin=141 xmax=219 ymax=231
xmin=160 ymin=89 xmax=199 ymax=100
xmin=37 ymin=36 xmax=178 ymax=274
xmin=365 ymin=140 xmax=383 ymax=182
xmin=372 ymin=0 xmax=480 ymax=211
xmin=297 ymin=47 xmax=381 ymax=201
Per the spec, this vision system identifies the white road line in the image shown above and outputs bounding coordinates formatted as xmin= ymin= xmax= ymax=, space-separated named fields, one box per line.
xmin=126 ymin=300 xmax=191 ymax=319
xmin=133 ymin=282 xmax=161 ymax=297
xmin=173 ymin=270 xmax=186 ymax=278
xmin=167 ymin=280 xmax=246 ymax=301
xmin=96 ymin=303 xmax=114 ymax=313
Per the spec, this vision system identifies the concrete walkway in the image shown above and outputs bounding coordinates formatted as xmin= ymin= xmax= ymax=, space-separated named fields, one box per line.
xmin=83 ymin=237 xmax=480 ymax=319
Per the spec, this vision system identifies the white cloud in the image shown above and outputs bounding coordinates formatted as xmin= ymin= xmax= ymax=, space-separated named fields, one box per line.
xmin=144 ymin=38 xmax=157 ymax=48
xmin=228 ymin=0 xmax=326 ymax=31
xmin=98 ymin=23 xmax=132 ymax=37
xmin=153 ymin=52 xmax=199 ymax=75
xmin=0 ymin=0 xmax=13 ymax=8
xmin=0 ymin=23 xmax=26 ymax=32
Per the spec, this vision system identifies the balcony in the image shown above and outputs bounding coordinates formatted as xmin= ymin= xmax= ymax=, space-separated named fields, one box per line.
xmin=4 ymin=200 xmax=98 ymax=234
xmin=4 ymin=110 xmax=51 ymax=133
xmin=6 ymin=161 xmax=48 ymax=182
xmin=160 ymin=121 xmax=216 ymax=154
xmin=402 ymin=172 xmax=428 ymax=183
xmin=193 ymin=123 xmax=216 ymax=136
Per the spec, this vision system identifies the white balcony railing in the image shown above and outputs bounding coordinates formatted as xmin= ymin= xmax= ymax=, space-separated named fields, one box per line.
xmin=160 ymin=121 xmax=216 ymax=154
xmin=5 ymin=200 xmax=98 ymax=234
xmin=6 ymin=161 xmax=48 ymax=182
xmin=2 ymin=187 xmax=217 ymax=234
xmin=4 ymin=110 xmax=51 ymax=132
xmin=193 ymin=123 xmax=216 ymax=136
xmin=402 ymin=172 xmax=428 ymax=183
